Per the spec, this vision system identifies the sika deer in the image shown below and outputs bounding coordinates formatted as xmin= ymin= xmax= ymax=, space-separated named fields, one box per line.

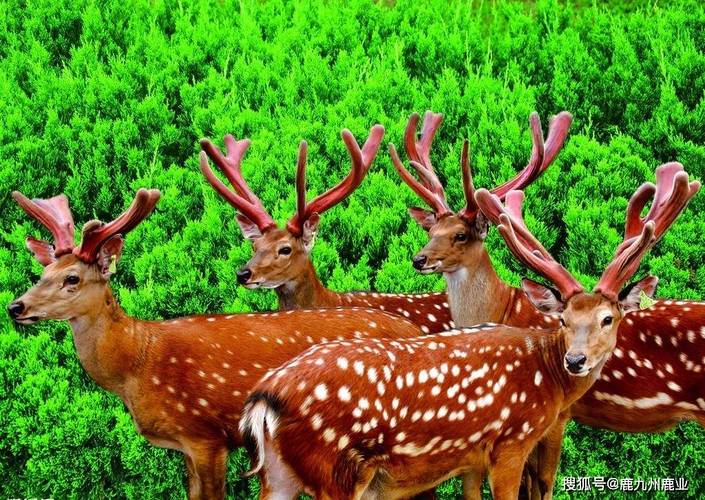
xmin=397 ymin=112 xmax=705 ymax=498
xmin=392 ymin=110 xmax=571 ymax=328
xmin=200 ymin=126 xmax=452 ymax=333
xmin=7 ymin=189 xmax=423 ymax=500
xmin=239 ymin=165 xmax=696 ymax=499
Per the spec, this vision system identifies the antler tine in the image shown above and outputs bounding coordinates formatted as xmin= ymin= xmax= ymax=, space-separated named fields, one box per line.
xmin=74 ymin=188 xmax=161 ymax=262
xmin=645 ymin=163 xmax=700 ymax=240
xmin=475 ymin=189 xmax=584 ymax=300
xmin=286 ymin=125 xmax=385 ymax=236
xmin=458 ymin=140 xmax=479 ymax=219
xmin=404 ymin=111 xmax=444 ymax=168
xmin=200 ymin=136 xmax=268 ymax=212
xmin=488 ymin=112 xmax=546 ymax=200
xmin=390 ymin=144 xmax=451 ymax=216
xmin=12 ymin=191 xmax=76 ymax=256
xmin=199 ymin=150 xmax=276 ymax=232
xmin=595 ymin=162 xmax=700 ymax=298
xmin=403 ymin=111 xmax=448 ymax=203
xmin=294 ymin=141 xmax=308 ymax=227
xmin=541 ymin=111 xmax=573 ymax=169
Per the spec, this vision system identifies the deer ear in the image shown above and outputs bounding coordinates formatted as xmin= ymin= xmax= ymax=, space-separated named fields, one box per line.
xmin=97 ymin=235 xmax=124 ymax=279
xmin=472 ymin=211 xmax=489 ymax=240
xmin=236 ymin=214 xmax=263 ymax=241
xmin=408 ymin=207 xmax=437 ymax=230
xmin=26 ymin=237 xmax=56 ymax=266
xmin=618 ymin=275 xmax=659 ymax=313
xmin=301 ymin=213 xmax=320 ymax=253
xmin=521 ymin=278 xmax=565 ymax=314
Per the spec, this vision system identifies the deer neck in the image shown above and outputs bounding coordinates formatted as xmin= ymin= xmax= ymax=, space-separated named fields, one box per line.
xmin=275 ymin=260 xmax=340 ymax=310
xmin=539 ymin=330 xmax=605 ymax=409
xmin=68 ymin=287 xmax=144 ymax=398
xmin=444 ymin=248 xmax=512 ymax=327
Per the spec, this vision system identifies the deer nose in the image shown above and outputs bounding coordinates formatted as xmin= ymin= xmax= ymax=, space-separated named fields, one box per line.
xmin=565 ymin=353 xmax=587 ymax=374
xmin=7 ymin=301 xmax=25 ymax=319
xmin=236 ymin=268 xmax=253 ymax=284
xmin=412 ymin=255 xmax=427 ymax=270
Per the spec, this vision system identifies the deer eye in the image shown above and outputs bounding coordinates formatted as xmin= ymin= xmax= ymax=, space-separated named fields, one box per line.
xmin=278 ymin=246 xmax=292 ymax=256
xmin=65 ymin=275 xmax=80 ymax=286
xmin=454 ymin=233 xmax=468 ymax=242
xmin=601 ymin=316 xmax=613 ymax=327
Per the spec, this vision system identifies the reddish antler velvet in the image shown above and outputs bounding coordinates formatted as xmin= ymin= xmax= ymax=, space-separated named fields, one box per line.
xmin=475 ymin=189 xmax=584 ymax=300
xmin=392 ymin=112 xmax=450 ymax=215
xmin=200 ymin=136 xmax=276 ymax=232
xmin=12 ymin=192 xmax=75 ymax=258
xmin=394 ymin=111 xmax=571 ymax=222
xmin=74 ymin=188 xmax=161 ymax=263
xmin=595 ymin=162 xmax=700 ymax=299
xmin=286 ymin=125 xmax=385 ymax=235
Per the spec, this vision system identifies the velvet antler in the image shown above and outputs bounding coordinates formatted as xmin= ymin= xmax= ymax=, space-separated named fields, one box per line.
xmin=594 ymin=162 xmax=700 ymax=299
xmin=393 ymin=111 xmax=571 ymax=222
xmin=74 ymin=189 xmax=161 ymax=263
xmin=13 ymin=191 xmax=76 ymax=265
xmin=475 ymin=189 xmax=584 ymax=300
xmin=390 ymin=111 xmax=451 ymax=216
xmin=459 ymin=112 xmax=572 ymax=221
xmin=286 ymin=124 xmax=385 ymax=235
xmin=200 ymin=135 xmax=276 ymax=232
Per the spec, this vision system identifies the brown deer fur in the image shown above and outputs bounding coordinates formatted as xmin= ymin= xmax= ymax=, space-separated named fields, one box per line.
xmin=402 ymin=112 xmax=704 ymax=498
xmin=9 ymin=190 xmax=424 ymax=500
xmin=240 ymin=171 xmax=694 ymax=499
xmin=200 ymin=127 xmax=453 ymax=334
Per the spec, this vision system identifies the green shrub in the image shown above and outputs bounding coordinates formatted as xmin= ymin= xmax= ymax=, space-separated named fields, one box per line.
xmin=2 ymin=0 xmax=704 ymax=498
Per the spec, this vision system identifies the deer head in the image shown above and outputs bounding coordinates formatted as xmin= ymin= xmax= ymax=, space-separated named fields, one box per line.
xmin=391 ymin=111 xmax=571 ymax=275
xmin=475 ymin=162 xmax=699 ymax=375
xmin=8 ymin=189 xmax=160 ymax=323
xmin=200 ymin=126 xmax=384 ymax=289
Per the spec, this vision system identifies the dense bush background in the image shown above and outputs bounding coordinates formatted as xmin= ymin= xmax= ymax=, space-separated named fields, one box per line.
xmin=1 ymin=0 xmax=704 ymax=497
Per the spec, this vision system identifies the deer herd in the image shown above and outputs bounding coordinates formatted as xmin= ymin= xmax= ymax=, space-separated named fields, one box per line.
xmin=8 ymin=110 xmax=704 ymax=500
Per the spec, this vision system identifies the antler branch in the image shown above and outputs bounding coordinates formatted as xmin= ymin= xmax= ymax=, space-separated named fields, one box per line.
xmin=595 ymin=162 xmax=700 ymax=298
xmin=286 ymin=124 xmax=384 ymax=235
xmin=199 ymin=136 xmax=276 ymax=232
xmin=74 ymin=188 xmax=161 ymax=262
xmin=475 ymin=189 xmax=584 ymax=300
xmin=393 ymin=111 xmax=450 ymax=215
xmin=12 ymin=191 xmax=76 ymax=257
xmin=459 ymin=112 xmax=572 ymax=221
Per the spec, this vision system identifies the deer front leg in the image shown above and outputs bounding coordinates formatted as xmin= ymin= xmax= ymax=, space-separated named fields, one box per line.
xmin=488 ymin=444 xmax=531 ymax=500
xmin=185 ymin=444 xmax=229 ymax=500
xmin=533 ymin=414 xmax=569 ymax=500
xmin=461 ymin=470 xmax=483 ymax=500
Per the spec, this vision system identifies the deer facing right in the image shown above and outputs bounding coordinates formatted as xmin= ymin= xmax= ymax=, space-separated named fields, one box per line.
xmin=239 ymin=162 xmax=696 ymax=499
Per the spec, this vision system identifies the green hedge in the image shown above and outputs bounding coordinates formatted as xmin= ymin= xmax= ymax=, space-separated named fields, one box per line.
xmin=2 ymin=0 xmax=704 ymax=498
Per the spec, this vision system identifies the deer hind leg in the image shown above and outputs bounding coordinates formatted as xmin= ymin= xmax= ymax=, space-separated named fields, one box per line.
xmin=184 ymin=453 xmax=200 ymax=499
xmin=488 ymin=444 xmax=531 ymax=500
xmin=186 ymin=443 xmax=229 ymax=500
xmin=533 ymin=415 xmax=569 ymax=500
xmin=259 ymin=439 xmax=302 ymax=500
xmin=461 ymin=470 xmax=483 ymax=500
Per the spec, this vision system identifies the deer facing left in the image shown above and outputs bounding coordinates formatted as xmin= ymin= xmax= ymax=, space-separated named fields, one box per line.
xmin=7 ymin=188 xmax=425 ymax=499
xmin=200 ymin=126 xmax=453 ymax=333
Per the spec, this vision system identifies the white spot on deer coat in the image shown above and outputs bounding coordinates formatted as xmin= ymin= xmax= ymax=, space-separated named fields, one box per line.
xmin=534 ymin=371 xmax=542 ymax=386
xmin=338 ymin=386 xmax=352 ymax=402
xmin=314 ymin=384 xmax=329 ymax=400
xmin=323 ymin=428 xmax=336 ymax=443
